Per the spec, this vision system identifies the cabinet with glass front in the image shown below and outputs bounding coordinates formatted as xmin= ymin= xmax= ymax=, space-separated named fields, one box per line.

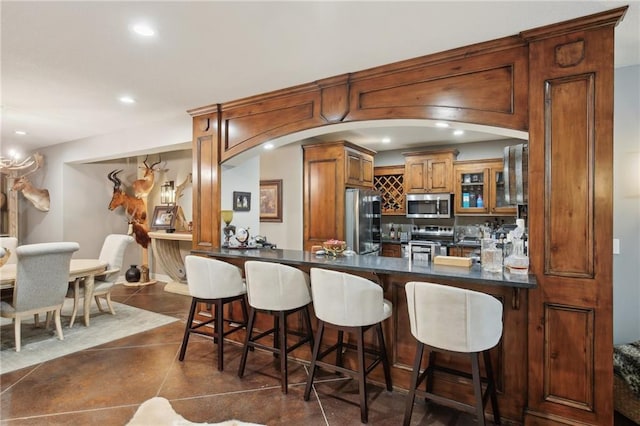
xmin=454 ymin=159 xmax=516 ymax=215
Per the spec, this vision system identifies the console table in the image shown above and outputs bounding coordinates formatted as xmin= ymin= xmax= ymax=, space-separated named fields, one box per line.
xmin=148 ymin=231 xmax=192 ymax=295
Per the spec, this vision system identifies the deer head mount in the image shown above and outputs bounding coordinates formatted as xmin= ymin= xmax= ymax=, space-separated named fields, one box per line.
xmin=132 ymin=155 xmax=161 ymax=199
xmin=107 ymin=170 xmax=147 ymax=224
xmin=0 ymin=152 xmax=50 ymax=212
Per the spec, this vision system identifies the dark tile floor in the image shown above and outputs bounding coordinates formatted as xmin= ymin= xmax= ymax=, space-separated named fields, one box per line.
xmin=0 ymin=282 xmax=627 ymax=425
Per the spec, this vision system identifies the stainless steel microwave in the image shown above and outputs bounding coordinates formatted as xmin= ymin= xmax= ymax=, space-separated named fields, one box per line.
xmin=406 ymin=193 xmax=453 ymax=219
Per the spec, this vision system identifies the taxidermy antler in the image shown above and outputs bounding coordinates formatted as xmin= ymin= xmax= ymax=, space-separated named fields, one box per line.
xmin=132 ymin=155 xmax=161 ymax=199
xmin=0 ymin=152 xmax=50 ymax=212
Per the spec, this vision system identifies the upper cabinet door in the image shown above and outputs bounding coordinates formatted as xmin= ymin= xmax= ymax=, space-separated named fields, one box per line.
xmin=345 ymin=147 xmax=375 ymax=188
xmin=454 ymin=163 xmax=490 ymax=215
xmin=428 ymin=157 xmax=453 ymax=193
xmin=453 ymin=158 xmax=517 ymax=216
xmin=404 ymin=149 xmax=458 ymax=194
xmin=488 ymin=160 xmax=517 ymax=215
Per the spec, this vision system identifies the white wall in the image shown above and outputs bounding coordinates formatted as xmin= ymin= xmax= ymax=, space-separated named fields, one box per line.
xmin=613 ymin=64 xmax=640 ymax=344
xmin=259 ymin=142 xmax=304 ymax=250
xmin=27 ymin=112 xmax=191 ymax=248
xmin=221 ymin=156 xmax=260 ymax=245
xmin=63 ymin=160 xmax=139 ymax=279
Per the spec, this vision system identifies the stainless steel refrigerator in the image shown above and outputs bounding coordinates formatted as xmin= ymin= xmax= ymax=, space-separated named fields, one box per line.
xmin=345 ymin=188 xmax=382 ymax=255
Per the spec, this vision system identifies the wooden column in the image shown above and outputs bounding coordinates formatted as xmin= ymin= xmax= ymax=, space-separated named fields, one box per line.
xmin=523 ymin=9 xmax=622 ymax=426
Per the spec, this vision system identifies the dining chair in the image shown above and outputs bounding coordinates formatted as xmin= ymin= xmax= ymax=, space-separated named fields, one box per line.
xmin=0 ymin=242 xmax=79 ymax=351
xmin=0 ymin=236 xmax=18 ymax=265
xmin=66 ymin=234 xmax=133 ymax=327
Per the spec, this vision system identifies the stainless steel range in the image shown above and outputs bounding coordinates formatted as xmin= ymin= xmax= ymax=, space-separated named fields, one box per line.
xmin=405 ymin=225 xmax=455 ymax=262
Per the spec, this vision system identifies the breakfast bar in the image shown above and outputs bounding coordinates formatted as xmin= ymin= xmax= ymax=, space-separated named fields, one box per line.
xmin=192 ymin=247 xmax=536 ymax=421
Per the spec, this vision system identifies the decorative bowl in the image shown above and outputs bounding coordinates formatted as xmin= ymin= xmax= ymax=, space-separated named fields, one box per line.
xmin=323 ymin=240 xmax=346 ymax=257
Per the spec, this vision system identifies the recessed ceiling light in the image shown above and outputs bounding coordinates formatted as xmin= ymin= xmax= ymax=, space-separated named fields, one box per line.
xmin=119 ymin=96 xmax=136 ymax=104
xmin=132 ymin=23 xmax=155 ymax=37
xmin=263 ymin=143 xmax=274 ymax=150
xmin=14 ymin=130 xmax=27 ymax=136
xmin=453 ymin=130 xmax=465 ymax=136
xmin=435 ymin=122 xmax=450 ymax=128
xmin=381 ymin=137 xmax=391 ymax=144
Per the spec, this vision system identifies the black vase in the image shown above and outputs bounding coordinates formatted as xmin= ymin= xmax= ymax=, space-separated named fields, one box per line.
xmin=125 ymin=265 xmax=141 ymax=283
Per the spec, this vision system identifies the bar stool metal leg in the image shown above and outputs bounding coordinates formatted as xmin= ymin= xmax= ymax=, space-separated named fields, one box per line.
xmin=376 ymin=323 xmax=393 ymax=391
xmin=179 ymin=298 xmax=198 ymax=361
xmin=304 ymin=320 xmax=325 ymax=401
xmin=356 ymin=326 xmax=368 ymax=424
xmin=484 ymin=350 xmax=501 ymax=425
xmin=403 ymin=341 xmax=425 ymax=426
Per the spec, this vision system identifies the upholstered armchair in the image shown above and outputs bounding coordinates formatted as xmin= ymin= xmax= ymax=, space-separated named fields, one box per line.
xmin=67 ymin=234 xmax=133 ymax=327
xmin=0 ymin=242 xmax=79 ymax=351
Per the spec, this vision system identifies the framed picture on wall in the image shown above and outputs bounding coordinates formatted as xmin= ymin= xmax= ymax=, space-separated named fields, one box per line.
xmin=233 ymin=191 xmax=251 ymax=212
xmin=151 ymin=205 xmax=177 ymax=230
xmin=260 ymin=179 xmax=282 ymax=222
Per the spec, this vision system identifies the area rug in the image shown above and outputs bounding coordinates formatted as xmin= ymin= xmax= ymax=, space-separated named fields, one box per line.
xmin=127 ymin=397 xmax=263 ymax=426
xmin=0 ymin=300 xmax=178 ymax=375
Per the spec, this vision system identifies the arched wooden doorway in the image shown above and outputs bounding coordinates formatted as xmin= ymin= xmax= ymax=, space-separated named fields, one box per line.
xmin=188 ymin=7 xmax=627 ymax=425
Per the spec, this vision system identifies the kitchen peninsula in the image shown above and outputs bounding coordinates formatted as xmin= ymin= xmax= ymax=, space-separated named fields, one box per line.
xmin=193 ymin=247 xmax=535 ymax=420
xmin=189 ymin=8 xmax=623 ymax=425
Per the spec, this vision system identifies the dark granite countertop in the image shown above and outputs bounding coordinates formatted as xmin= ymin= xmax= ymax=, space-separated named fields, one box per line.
xmin=381 ymin=239 xmax=403 ymax=244
xmin=192 ymin=247 xmax=536 ymax=289
xmin=454 ymin=240 xmax=482 ymax=247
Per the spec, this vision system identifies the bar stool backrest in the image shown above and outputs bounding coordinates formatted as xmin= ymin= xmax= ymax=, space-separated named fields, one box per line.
xmin=405 ymin=281 xmax=503 ymax=353
xmin=244 ymin=261 xmax=311 ymax=311
xmin=185 ymin=256 xmax=245 ymax=299
xmin=310 ymin=268 xmax=385 ymax=327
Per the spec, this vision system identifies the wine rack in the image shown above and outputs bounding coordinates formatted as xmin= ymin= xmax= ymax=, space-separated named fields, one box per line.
xmin=374 ymin=166 xmax=405 ymax=215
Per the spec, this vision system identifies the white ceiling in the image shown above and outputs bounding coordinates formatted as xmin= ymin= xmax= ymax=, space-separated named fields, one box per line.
xmin=2 ymin=1 xmax=638 ymax=156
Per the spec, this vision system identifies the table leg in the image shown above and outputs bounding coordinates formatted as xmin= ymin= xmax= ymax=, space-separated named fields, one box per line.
xmin=83 ymin=275 xmax=95 ymax=327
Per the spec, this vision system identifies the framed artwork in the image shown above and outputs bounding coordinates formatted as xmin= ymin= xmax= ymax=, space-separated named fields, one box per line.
xmin=260 ymin=179 xmax=282 ymax=222
xmin=233 ymin=191 xmax=251 ymax=212
xmin=151 ymin=205 xmax=177 ymax=230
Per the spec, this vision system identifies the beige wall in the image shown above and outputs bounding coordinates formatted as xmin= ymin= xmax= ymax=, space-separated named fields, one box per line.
xmin=259 ymin=142 xmax=303 ymax=250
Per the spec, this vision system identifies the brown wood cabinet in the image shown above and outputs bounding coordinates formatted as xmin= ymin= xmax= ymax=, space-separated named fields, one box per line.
xmin=404 ymin=149 xmax=458 ymax=194
xmin=303 ymin=141 xmax=376 ymax=251
xmin=381 ymin=242 xmax=402 ymax=258
xmin=449 ymin=245 xmax=479 ymax=258
xmin=345 ymin=146 xmax=374 ymax=187
xmin=190 ymin=8 xmax=624 ymax=424
xmin=453 ymin=158 xmax=517 ymax=216
xmin=374 ymin=165 xmax=405 ymax=215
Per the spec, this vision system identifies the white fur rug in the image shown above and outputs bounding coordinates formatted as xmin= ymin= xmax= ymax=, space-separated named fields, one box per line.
xmin=127 ymin=397 xmax=264 ymax=426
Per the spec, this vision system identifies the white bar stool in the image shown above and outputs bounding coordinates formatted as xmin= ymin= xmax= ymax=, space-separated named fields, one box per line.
xmin=304 ymin=268 xmax=392 ymax=424
xmin=179 ymin=256 xmax=249 ymax=372
xmin=238 ymin=261 xmax=314 ymax=394
xmin=403 ymin=281 xmax=503 ymax=426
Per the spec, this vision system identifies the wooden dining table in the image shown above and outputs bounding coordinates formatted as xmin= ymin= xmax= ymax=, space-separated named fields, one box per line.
xmin=0 ymin=258 xmax=108 ymax=327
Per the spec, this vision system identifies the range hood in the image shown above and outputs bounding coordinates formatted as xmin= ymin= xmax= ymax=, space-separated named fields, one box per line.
xmin=503 ymin=143 xmax=528 ymax=205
